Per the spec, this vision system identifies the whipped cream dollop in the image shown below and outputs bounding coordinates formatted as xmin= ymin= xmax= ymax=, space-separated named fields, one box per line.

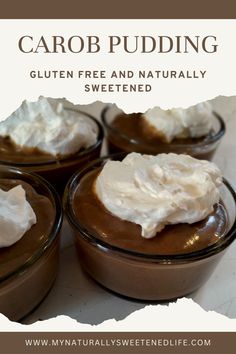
xmin=0 ymin=97 xmax=98 ymax=156
xmin=142 ymin=101 xmax=214 ymax=143
xmin=95 ymin=153 xmax=222 ymax=238
xmin=0 ymin=185 xmax=36 ymax=247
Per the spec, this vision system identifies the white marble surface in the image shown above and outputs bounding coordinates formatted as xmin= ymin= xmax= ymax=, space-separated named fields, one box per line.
xmin=22 ymin=96 xmax=236 ymax=324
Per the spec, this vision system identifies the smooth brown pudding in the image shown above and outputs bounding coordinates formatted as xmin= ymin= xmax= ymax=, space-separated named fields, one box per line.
xmin=102 ymin=107 xmax=225 ymax=160
xmin=112 ymin=113 xmax=209 ymax=145
xmin=65 ymin=155 xmax=236 ymax=300
xmin=0 ymin=111 xmax=104 ymax=194
xmin=0 ymin=179 xmax=55 ymax=279
xmin=0 ymin=166 xmax=62 ymax=321
xmin=108 ymin=113 xmax=214 ymax=157
xmin=72 ymin=168 xmax=228 ymax=255
xmin=0 ymin=136 xmax=102 ymax=194
xmin=0 ymin=136 xmax=59 ymax=163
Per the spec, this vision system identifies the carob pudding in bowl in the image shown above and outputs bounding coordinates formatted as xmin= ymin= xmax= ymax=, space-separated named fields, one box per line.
xmin=0 ymin=166 xmax=62 ymax=321
xmin=64 ymin=152 xmax=236 ymax=301
xmin=0 ymin=97 xmax=104 ymax=193
xmin=102 ymin=102 xmax=225 ymax=160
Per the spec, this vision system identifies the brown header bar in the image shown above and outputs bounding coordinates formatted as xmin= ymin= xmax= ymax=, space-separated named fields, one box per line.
xmin=1 ymin=0 xmax=236 ymax=19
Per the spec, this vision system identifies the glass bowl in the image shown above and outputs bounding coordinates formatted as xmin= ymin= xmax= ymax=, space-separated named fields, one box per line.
xmin=0 ymin=109 xmax=104 ymax=194
xmin=64 ymin=154 xmax=236 ymax=301
xmin=101 ymin=104 xmax=225 ymax=160
xmin=0 ymin=166 xmax=63 ymax=321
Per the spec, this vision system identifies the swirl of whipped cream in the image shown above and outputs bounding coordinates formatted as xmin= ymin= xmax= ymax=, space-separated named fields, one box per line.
xmin=0 ymin=185 xmax=36 ymax=247
xmin=95 ymin=153 xmax=222 ymax=238
xmin=142 ymin=101 xmax=214 ymax=143
xmin=0 ymin=96 xmax=98 ymax=156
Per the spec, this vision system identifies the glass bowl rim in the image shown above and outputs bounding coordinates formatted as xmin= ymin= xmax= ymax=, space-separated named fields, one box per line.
xmin=0 ymin=108 xmax=104 ymax=167
xmin=101 ymin=104 xmax=226 ymax=150
xmin=64 ymin=153 xmax=236 ymax=264
xmin=0 ymin=165 xmax=63 ymax=282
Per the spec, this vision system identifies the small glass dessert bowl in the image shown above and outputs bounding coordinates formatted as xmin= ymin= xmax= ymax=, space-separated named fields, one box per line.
xmin=0 ymin=97 xmax=104 ymax=193
xmin=0 ymin=165 xmax=62 ymax=321
xmin=64 ymin=153 xmax=236 ymax=301
xmin=101 ymin=103 xmax=225 ymax=160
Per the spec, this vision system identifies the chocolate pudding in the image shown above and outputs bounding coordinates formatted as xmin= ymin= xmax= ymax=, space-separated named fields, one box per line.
xmin=65 ymin=155 xmax=236 ymax=301
xmin=0 ymin=136 xmax=60 ymax=163
xmin=72 ymin=169 xmax=228 ymax=256
xmin=0 ymin=179 xmax=55 ymax=279
xmin=0 ymin=167 xmax=62 ymax=321
xmin=102 ymin=107 xmax=225 ymax=160
xmin=111 ymin=113 xmax=208 ymax=146
xmin=0 ymin=103 xmax=104 ymax=194
xmin=0 ymin=132 xmax=102 ymax=195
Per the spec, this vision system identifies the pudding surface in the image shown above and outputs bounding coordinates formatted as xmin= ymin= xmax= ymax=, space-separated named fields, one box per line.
xmin=0 ymin=179 xmax=55 ymax=279
xmin=0 ymin=136 xmax=56 ymax=163
xmin=72 ymin=168 xmax=228 ymax=255
xmin=111 ymin=113 xmax=213 ymax=146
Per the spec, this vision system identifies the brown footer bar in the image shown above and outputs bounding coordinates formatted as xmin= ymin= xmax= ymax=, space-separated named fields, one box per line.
xmin=0 ymin=332 xmax=235 ymax=354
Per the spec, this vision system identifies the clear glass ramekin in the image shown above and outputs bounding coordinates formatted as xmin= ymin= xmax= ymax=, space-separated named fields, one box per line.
xmin=101 ymin=105 xmax=225 ymax=160
xmin=64 ymin=154 xmax=236 ymax=301
xmin=0 ymin=166 xmax=63 ymax=321
xmin=0 ymin=109 xmax=104 ymax=194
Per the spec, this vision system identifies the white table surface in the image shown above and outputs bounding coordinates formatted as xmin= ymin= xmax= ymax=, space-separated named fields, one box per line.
xmin=22 ymin=96 xmax=236 ymax=324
